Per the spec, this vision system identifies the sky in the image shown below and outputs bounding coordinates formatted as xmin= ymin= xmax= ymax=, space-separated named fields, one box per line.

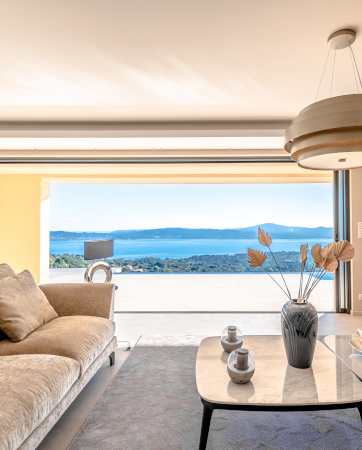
xmin=50 ymin=183 xmax=333 ymax=231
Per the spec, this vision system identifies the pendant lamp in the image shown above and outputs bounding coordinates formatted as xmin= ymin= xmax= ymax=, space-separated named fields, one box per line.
xmin=284 ymin=29 xmax=362 ymax=170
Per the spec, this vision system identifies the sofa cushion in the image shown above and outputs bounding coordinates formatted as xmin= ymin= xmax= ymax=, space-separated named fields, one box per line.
xmin=0 ymin=270 xmax=58 ymax=342
xmin=0 ymin=263 xmax=15 ymax=279
xmin=0 ymin=354 xmax=80 ymax=450
xmin=0 ymin=315 xmax=115 ymax=375
xmin=0 ymin=265 xmax=16 ymax=340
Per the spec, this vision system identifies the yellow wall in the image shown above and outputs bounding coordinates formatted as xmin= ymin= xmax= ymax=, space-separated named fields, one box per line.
xmin=350 ymin=168 xmax=362 ymax=316
xmin=0 ymin=175 xmax=49 ymax=282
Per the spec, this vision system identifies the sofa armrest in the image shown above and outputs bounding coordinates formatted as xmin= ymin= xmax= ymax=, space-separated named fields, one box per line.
xmin=39 ymin=283 xmax=115 ymax=320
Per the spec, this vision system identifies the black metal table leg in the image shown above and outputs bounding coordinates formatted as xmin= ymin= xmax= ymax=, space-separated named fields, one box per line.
xmin=199 ymin=403 xmax=213 ymax=450
xmin=358 ymin=403 xmax=362 ymax=420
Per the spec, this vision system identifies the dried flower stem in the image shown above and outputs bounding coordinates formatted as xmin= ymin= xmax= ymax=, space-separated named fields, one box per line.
xmin=298 ymin=263 xmax=306 ymax=299
xmin=304 ymin=265 xmax=319 ymax=299
xmin=302 ymin=264 xmax=317 ymax=299
xmin=260 ymin=266 xmax=290 ymax=299
xmin=306 ymin=269 xmax=326 ymax=300
xmin=309 ymin=268 xmax=325 ymax=290
xmin=268 ymin=246 xmax=291 ymax=299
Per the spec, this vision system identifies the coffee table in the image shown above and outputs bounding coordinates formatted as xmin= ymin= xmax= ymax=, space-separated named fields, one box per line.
xmin=196 ymin=336 xmax=362 ymax=450
xmin=324 ymin=335 xmax=362 ymax=381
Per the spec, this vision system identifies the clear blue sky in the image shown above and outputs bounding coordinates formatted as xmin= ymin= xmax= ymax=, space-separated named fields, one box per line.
xmin=50 ymin=183 xmax=333 ymax=231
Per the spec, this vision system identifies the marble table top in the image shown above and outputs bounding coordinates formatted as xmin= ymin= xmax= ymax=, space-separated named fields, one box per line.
xmin=324 ymin=335 xmax=362 ymax=381
xmin=196 ymin=336 xmax=362 ymax=407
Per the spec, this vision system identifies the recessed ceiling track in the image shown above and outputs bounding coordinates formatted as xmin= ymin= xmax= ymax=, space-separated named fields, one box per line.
xmin=0 ymin=157 xmax=293 ymax=164
xmin=0 ymin=148 xmax=291 ymax=164
xmin=0 ymin=120 xmax=291 ymax=138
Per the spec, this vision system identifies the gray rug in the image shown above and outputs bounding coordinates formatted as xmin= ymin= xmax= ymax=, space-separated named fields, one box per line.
xmin=70 ymin=337 xmax=362 ymax=450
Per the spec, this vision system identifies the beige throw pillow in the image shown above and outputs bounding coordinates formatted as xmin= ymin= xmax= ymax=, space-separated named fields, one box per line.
xmin=0 ymin=264 xmax=16 ymax=279
xmin=0 ymin=270 xmax=58 ymax=342
xmin=0 ymin=264 xmax=16 ymax=340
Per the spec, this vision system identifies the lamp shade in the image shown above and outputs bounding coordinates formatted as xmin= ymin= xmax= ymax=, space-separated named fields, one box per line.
xmin=284 ymin=94 xmax=362 ymax=170
xmin=84 ymin=239 xmax=114 ymax=260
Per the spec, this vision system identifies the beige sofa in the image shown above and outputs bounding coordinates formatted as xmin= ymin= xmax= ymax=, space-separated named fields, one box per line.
xmin=0 ymin=282 xmax=117 ymax=450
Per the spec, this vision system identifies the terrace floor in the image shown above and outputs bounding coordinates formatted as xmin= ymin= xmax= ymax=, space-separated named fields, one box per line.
xmin=49 ymin=268 xmax=334 ymax=347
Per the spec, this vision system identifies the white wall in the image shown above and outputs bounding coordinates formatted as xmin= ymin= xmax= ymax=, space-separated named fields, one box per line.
xmin=350 ymin=168 xmax=362 ymax=316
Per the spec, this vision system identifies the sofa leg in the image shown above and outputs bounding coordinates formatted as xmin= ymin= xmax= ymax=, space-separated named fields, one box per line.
xmin=109 ymin=351 xmax=115 ymax=366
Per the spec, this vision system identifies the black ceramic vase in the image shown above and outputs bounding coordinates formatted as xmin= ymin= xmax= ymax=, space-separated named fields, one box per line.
xmin=281 ymin=299 xmax=318 ymax=369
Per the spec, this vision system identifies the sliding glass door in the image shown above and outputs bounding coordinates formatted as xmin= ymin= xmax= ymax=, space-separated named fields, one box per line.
xmin=49 ymin=181 xmax=334 ymax=312
xmin=334 ymin=170 xmax=351 ymax=313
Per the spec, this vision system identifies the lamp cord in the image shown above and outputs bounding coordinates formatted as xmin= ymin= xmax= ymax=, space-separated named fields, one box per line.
xmin=330 ymin=48 xmax=337 ymax=98
xmin=348 ymin=43 xmax=359 ymax=93
xmin=315 ymin=45 xmax=332 ymax=102
xmin=315 ymin=36 xmax=362 ymax=101
xmin=348 ymin=42 xmax=362 ymax=91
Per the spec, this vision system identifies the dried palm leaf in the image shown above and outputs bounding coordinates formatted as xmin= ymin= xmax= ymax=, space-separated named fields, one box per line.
xmin=320 ymin=243 xmax=335 ymax=260
xmin=299 ymin=244 xmax=309 ymax=265
xmin=312 ymin=243 xmax=325 ymax=268
xmin=332 ymin=240 xmax=355 ymax=262
xmin=316 ymin=257 xmax=326 ymax=269
xmin=311 ymin=244 xmax=321 ymax=264
xmin=315 ymin=243 xmax=334 ymax=269
xmin=258 ymin=228 xmax=272 ymax=247
xmin=248 ymin=248 xmax=267 ymax=267
xmin=315 ymin=256 xmax=325 ymax=269
xmin=324 ymin=256 xmax=338 ymax=272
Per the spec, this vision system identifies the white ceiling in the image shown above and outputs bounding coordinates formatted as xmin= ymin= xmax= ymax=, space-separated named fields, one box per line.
xmin=0 ymin=0 xmax=362 ymax=155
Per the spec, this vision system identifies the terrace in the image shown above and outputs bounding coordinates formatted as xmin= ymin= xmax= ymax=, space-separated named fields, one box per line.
xmin=49 ymin=268 xmax=334 ymax=347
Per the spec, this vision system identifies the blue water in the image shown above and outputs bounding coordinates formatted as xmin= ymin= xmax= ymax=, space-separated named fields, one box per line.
xmin=50 ymin=238 xmax=332 ymax=260
xmin=312 ymin=272 xmax=333 ymax=280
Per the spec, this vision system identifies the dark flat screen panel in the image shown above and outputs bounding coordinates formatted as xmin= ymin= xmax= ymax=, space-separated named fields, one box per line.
xmin=84 ymin=239 xmax=114 ymax=260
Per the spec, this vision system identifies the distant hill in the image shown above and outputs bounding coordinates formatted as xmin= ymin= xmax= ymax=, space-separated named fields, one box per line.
xmin=50 ymin=224 xmax=333 ymax=241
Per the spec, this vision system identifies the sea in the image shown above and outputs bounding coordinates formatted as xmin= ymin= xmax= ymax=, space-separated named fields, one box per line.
xmin=50 ymin=238 xmax=332 ymax=260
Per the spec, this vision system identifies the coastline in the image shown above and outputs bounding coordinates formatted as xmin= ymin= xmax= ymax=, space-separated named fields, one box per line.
xmin=50 ymin=237 xmax=333 ymax=259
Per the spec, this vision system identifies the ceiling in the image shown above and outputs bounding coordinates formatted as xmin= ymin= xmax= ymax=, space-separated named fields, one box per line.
xmin=0 ymin=0 xmax=362 ymax=156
